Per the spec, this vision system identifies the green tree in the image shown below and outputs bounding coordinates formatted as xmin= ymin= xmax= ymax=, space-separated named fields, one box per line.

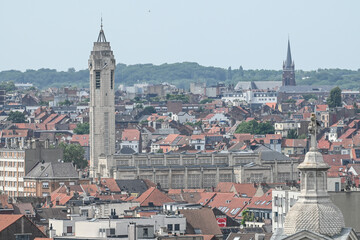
xmin=7 ymin=111 xmax=26 ymax=123
xmin=73 ymin=122 xmax=89 ymax=134
xmin=59 ymin=99 xmax=73 ymax=106
xmin=142 ymin=106 xmax=156 ymax=115
xmin=327 ymin=87 xmax=342 ymax=107
xmin=59 ymin=142 xmax=87 ymax=169
xmin=240 ymin=209 xmax=254 ymax=226
xmin=199 ymin=99 xmax=213 ymax=104
xmin=157 ymin=149 xmax=164 ymax=153
xmin=287 ymin=129 xmax=298 ymax=139
xmin=0 ymin=81 xmax=16 ymax=92
xmin=235 ymin=120 xmax=274 ymax=134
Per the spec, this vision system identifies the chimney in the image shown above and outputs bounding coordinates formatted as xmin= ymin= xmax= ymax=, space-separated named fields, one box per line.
xmin=49 ymin=224 xmax=56 ymax=238
xmin=15 ymin=138 xmax=19 ymax=149
xmin=128 ymin=222 xmax=137 ymax=240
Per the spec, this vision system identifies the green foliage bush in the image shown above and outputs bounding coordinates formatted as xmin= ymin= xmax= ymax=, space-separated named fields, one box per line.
xmin=235 ymin=120 xmax=274 ymax=135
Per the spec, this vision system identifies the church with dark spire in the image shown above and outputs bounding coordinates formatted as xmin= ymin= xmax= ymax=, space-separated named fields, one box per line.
xmin=282 ymin=39 xmax=296 ymax=86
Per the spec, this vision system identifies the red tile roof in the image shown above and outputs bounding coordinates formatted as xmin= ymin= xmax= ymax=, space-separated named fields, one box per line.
xmin=0 ymin=129 xmax=29 ymax=138
xmin=246 ymin=189 xmax=272 ymax=210
xmin=214 ymin=183 xmax=257 ymax=198
xmin=339 ymin=128 xmax=356 ymax=140
xmin=71 ymin=134 xmax=89 ymax=147
xmin=206 ymin=193 xmax=249 ymax=218
xmin=42 ymin=114 xmax=58 ymax=124
xmin=0 ymin=214 xmax=23 ymax=232
xmin=318 ymin=139 xmax=330 ymax=149
xmin=168 ymin=189 xmax=206 ymax=195
xmin=122 ymin=129 xmax=141 ymax=141
xmin=316 ymin=105 xmax=328 ymax=112
xmin=135 ymin=187 xmax=174 ymax=207
xmin=282 ymin=139 xmax=307 ymax=148
xmin=196 ymin=192 xmax=217 ymax=206
xmin=323 ymin=154 xmax=350 ymax=166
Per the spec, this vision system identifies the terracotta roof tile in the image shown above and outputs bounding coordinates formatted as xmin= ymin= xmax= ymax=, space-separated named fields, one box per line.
xmin=135 ymin=187 xmax=174 ymax=207
xmin=122 ymin=129 xmax=140 ymax=141
xmin=246 ymin=189 xmax=272 ymax=210
xmin=0 ymin=214 xmax=23 ymax=232
xmin=71 ymin=134 xmax=89 ymax=147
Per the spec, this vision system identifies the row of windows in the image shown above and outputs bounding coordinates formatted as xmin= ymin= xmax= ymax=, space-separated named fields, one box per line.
xmin=0 ymin=161 xmax=24 ymax=168
xmin=0 ymin=151 xmax=25 ymax=158
xmin=0 ymin=171 xmax=24 ymax=177
xmin=0 ymin=180 xmax=24 ymax=187
xmin=119 ymin=157 xmax=241 ymax=166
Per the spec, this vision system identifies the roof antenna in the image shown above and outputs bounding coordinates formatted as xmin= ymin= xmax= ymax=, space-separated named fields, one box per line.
xmin=101 ymin=14 xmax=103 ymax=30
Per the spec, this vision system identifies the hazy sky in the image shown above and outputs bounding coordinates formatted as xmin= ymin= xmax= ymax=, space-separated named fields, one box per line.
xmin=1 ymin=1 xmax=360 ymax=71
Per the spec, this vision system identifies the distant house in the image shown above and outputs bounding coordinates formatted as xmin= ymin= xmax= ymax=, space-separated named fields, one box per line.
xmin=190 ymin=135 xmax=206 ymax=151
xmin=172 ymin=112 xmax=195 ymax=124
xmin=282 ymin=139 xmax=308 ymax=156
xmin=24 ymin=161 xmax=80 ymax=197
xmin=120 ymin=129 xmax=141 ymax=153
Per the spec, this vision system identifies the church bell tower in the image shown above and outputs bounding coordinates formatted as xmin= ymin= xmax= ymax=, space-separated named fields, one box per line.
xmin=89 ymin=20 xmax=116 ymax=178
xmin=282 ymin=39 xmax=296 ymax=86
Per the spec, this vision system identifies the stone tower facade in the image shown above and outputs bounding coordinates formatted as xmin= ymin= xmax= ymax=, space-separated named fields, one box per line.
xmin=89 ymin=23 xmax=116 ymax=178
xmin=282 ymin=40 xmax=296 ymax=86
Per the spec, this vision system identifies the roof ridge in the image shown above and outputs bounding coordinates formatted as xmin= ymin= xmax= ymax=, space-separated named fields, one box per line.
xmin=139 ymin=187 xmax=156 ymax=204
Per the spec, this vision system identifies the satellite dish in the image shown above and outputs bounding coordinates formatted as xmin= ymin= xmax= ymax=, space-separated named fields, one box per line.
xmin=240 ymin=225 xmax=244 ymax=229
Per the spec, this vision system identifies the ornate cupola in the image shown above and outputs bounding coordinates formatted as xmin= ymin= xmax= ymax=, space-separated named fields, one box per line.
xmin=283 ymin=113 xmax=345 ymax=236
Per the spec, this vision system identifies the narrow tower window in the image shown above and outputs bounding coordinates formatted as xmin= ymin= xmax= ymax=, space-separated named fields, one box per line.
xmin=110 ymin=70 xmax=114 ymax=89
xmin=95 ymin=71 xmax=101 ymax=89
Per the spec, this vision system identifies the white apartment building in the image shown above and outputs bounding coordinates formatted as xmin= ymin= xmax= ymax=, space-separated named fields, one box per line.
xmin=0 ymin=150 xmax=25 ymax=197
xmin=222 ymin=90 xmax=277 ymax=105
xmin=50 ymin=214 xmax=186 ymax=239
xmin=272 ymin=188 xmax=301 ymax=233
xmin=0 ymin=141 xmax=63 ymax=197
xmin=274 ymin=121 xmax=300 ymax=138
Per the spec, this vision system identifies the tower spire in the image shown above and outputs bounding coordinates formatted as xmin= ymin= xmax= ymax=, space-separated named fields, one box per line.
xmin=285 ymin=38 xmax=292 ymax=68
xmin=97 ymin=17 xmax=107 ymax=42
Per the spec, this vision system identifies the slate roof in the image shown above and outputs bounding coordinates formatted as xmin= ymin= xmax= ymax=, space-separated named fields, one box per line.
xmin=13 ymin=203 xmax=35 ymax=216
xmin=25 ymin=162 xmax=78 ymax=179
xmin=115 ymin=179 xmax=151 ymax=195
xmin=254 ymin=146 xmax=290 ymax=161
xmin=279 ymin=85 xmax=333 ymax=93
xmin=180 ymin=208 xmax=222 ymax=235
xmin=235 ymin=81 xmax=282 ymax=90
